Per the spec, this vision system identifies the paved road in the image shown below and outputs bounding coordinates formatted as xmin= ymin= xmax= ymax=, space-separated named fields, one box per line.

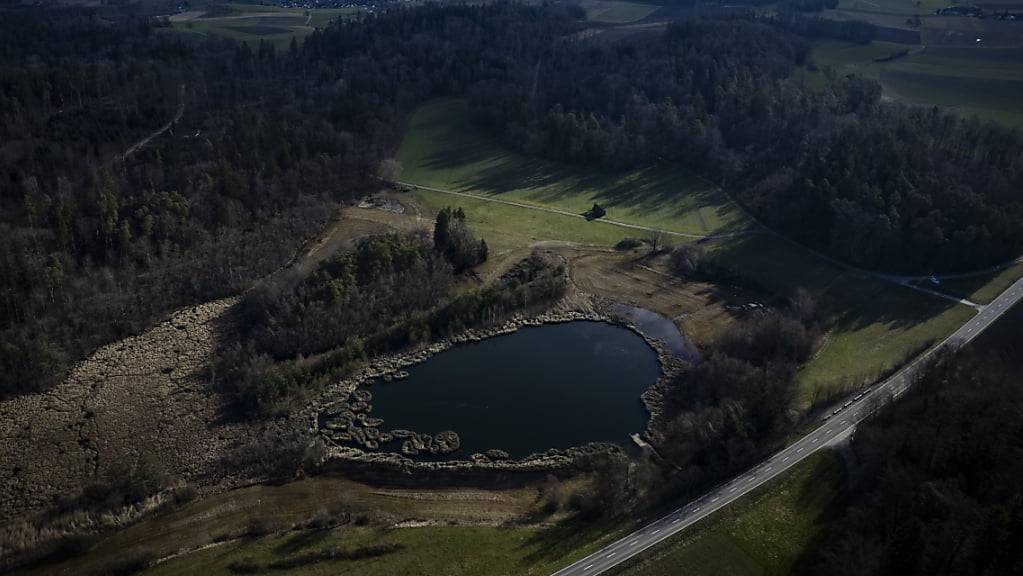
xmin=551 ymin=274 xmax=1023 ymax=576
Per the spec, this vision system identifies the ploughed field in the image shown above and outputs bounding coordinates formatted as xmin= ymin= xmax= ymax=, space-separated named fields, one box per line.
xmin=319 ymin=321 xmax=662 ymax=460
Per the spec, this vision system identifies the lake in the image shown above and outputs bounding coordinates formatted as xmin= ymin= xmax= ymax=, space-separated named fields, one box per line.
xmin=366 ymin=321 xmax=662 ymax=459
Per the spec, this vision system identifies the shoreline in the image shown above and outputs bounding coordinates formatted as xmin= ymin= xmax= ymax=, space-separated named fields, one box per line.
xmin=303 ymin=293 xmax=690 ymax=475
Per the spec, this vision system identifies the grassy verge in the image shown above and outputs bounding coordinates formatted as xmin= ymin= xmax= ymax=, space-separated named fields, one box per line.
xmin=608 ymin=451 xmax=847 ymax=576
xmin=396 ymin=99 xmax=750 ymax=242
xmin=410 ymin=187 xmax=637 ymax=253
xmin=921 ymin=262 xmax=1023 ymax=305
xmin=14 ymin=473 xmax=625 ymax=576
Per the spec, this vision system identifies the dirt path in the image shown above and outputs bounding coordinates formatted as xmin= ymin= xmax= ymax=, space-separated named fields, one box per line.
xmin=122 ymin=84 xmax=186 ymax=160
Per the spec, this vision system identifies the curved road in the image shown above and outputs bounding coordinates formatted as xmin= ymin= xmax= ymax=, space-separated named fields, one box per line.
xmin=551 ymin=273 xmax=1023 ymax=576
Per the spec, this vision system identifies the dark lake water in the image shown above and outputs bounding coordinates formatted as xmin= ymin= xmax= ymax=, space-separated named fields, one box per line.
xmin=368 ymin=321 xmax=661 ymax=459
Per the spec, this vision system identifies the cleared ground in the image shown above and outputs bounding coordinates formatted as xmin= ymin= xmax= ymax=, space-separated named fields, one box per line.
xmin=609 ymin=451 xmax=846 ymax=576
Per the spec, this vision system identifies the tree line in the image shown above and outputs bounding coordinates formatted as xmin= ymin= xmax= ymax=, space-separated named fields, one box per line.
xmin=806 ymin=307 xmax=1023 ymax=575
xmin=467 ymin=18 xmax=1023 ymax=274
xmin=0 ymin=3 xmax=579 ymax=398
xmin=216 ymin=211 xmax=567 ymax=416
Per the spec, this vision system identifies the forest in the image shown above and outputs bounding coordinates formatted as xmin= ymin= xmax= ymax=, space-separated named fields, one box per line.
xmin=0 ymin=3 xmax=578 ymax=399
xmin=216 ymin=214 xmax=564 ymax=415
xmin=467 ymin=18 xmax=1023 ymax=274
xmin=807 ymin=307 xmax=1023 ymax=575
xmin=2 ymin=3 xmax=1020 ymax=403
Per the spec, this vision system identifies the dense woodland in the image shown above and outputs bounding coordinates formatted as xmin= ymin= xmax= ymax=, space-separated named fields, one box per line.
xmin=468 ymin=19 xmax=1023 ymax=274
xmin=3 ymin=4 xmax=1021 ymax=405
xmin=0 ymin=4 xmax=578 ymax=399
xmin=807 ymin=306 xmax=1023 ymax=575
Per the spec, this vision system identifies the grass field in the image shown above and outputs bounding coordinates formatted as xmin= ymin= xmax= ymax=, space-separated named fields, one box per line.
xmin=806 ymin=5 xmax=1023 ymax=128
xmin=797 ymin=277 xmax=975 ymax=399
xmin=15 ymin=473 xmax=627 ymax=576
xmin=140 ymin=522 xmax=630 ymax=576
xmin=707 ymin=233 xmax=975 ymax=402
xmin=169 ymin=3 xmax=361 ymax=47
xmin=579 ymin=0 xmax=661 ymax=23
xmin=610 ymin=451 xmax=846 ymax=576
xmin=396 ymin=99 xmax=751 ymax=250
xmin=808 ymin=40 xmax=1023 ymax=128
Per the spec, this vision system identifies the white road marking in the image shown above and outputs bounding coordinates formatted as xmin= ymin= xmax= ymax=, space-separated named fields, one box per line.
xmin=630 ymin=540 xmax=638 ymax=546
xmin=584 ymin=565 xmax=593 ymax=571
xmin=783 ymin=456 xmax=790 ymax=462
xmin=652 ymin=529 xmax=660 ymax=535
xmin=711 ymin=497 xmax=719 ymax=503
xmin=607 ymin=553 xmax=616 ymax=558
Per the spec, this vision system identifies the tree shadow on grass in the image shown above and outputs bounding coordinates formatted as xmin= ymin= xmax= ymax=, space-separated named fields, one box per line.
xmin=272 ymin=529 xmax=333 ymax=557
xmin=514 ymin=516 xmax=625 ymax=567
xmin=411 ymin=100 xmax=752 ymax=235
xmin=787 ymin=453 xmax=850 ymax=575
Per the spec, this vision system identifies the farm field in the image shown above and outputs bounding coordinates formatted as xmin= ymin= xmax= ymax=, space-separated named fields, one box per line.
xmin=808 ymin=40 xmax=1023 ymax=128
xmin=169 ymin=3 xmax=361 ymax=47
xmin=708 ymin=234 xmax=975 ymax=403
xmin=917 ymin=261 xmax=1023 ymax=304
xmin=609 ymin=452 xmax=846 ymax=576
xmin=579 ymin=0 xmax=661 ymax=23
xmin=836 ymin=0 xmax=946 ymax=16
xmin=396 ymin=99 xmax=751 ymax=243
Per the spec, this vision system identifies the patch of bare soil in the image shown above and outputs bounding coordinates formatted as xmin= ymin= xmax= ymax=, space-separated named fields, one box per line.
xmin=559 ymin=247 xmax=744 ymax=346
xmin=0 ymin=298 xmax=244 ymax=524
